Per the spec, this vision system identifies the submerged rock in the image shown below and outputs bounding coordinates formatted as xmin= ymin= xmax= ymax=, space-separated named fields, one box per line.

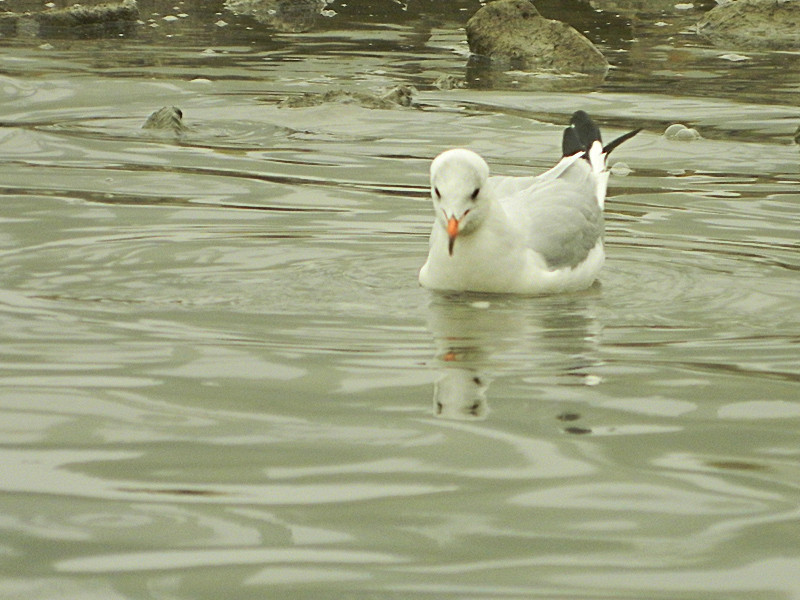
xmin=143 ymin=106 xmax=187 ymax=134
xmin=380 ymin=84 xmax=416 ymax=107
xmin=278 ymin=85 xmax=417 ymax=109
xmin=433 ymin=74 xmax=466 ymax=90
xmin=1 ymin=0 xmax=139 ymax=38
xmin=589 ymin=0 xmax=715 ymax=13
xmin=465 ymin=0 xmax=608 ymax=74
xmin=696 ymin=0 xmax=800 ymax=50
xmin=224 ymin=0 xmax=334 ymax=33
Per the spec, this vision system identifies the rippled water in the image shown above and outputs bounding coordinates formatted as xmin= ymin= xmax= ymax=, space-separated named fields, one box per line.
xmin=1 ymin=1 xmax=799 ymax=598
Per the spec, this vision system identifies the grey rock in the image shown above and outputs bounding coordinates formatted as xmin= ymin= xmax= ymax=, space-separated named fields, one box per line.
xmin=433 ymin=74 xmax=466 ymax=91
xmin=380 ymin=84 xmax=417 ymax=107
xmin=40 ymin=0 xmax=137 ymax=37
xmin=696 ymin=0 xmax=800 ymax=50
xmin=278 ymin=85 xmax=418 ymax=109
xmin=589 ymin=0 xmax=714 ymax=13
xmin=1 ymin=0 xmax=138 ymax=38
xmin=224 ymin=0 xmax=333 ymax=33
xmin=465 ymin=0 xmax=608 ymax=74
xmin=143 ymin=106 xmax=187 ymax=133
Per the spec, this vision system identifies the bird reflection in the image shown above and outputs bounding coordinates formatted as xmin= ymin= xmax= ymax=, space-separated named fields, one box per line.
xmin=425 ymin=291 xmax=602 ymax=420
xmin=433 ymin=351 xmax=490 ymax=420
xmin=425 ymin=295 xmax=518 ymax=420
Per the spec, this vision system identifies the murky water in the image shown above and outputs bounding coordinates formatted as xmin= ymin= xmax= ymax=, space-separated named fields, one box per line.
xmin=1 ymin=1 xmax=799 ymax=598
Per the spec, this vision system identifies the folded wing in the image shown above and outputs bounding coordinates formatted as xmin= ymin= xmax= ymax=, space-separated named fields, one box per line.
xmin=503 ymin=161 xmax=602 ymax=270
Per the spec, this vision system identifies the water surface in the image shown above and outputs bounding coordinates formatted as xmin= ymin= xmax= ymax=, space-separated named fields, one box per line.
xmin=1 ymin=2 xmax=799 ymax=598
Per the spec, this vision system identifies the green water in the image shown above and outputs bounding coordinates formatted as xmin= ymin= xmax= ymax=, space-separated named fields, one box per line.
xmin=1 ymin=1 xmax=799 ymax=598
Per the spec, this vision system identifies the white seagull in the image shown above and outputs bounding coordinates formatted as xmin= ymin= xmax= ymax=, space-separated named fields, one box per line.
xmin=419 ymin=111 xmax=640 ymax=295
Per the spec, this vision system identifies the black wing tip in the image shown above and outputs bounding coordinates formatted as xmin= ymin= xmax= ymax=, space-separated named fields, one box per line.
xmin=603 ymin=127 xmax=642 ymax=157
xmin=562 ymin=110 xmax=602 ymax=158
xmin=561 ymin=110 xmax=641 ymax=159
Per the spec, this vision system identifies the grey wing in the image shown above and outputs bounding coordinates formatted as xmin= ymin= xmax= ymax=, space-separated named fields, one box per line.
xmin=487 ymin=174 xmax=538 ymax=199
xmin=509 ymin=178 xmax=603 ymax=270
xmin=486 ymin=154 xmax=583 ymax=199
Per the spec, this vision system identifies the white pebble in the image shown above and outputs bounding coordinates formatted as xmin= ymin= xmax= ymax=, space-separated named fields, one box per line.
xmin=584 ymin=375 xmax=602 ymax=386
xmin=719 ymin=53 xmax=750 ymax=62
xmin=470 ymin=301 xmax=491 ymax=309
xmin=664 ymin=123 xmax=701 ymax=141
xmin=610 ymin=162 xmax=632 ymax=177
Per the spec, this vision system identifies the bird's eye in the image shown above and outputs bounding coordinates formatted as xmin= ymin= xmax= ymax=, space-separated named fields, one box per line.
xmin=470 ymin=187 xmax=480 ymax=200
xmin=434 ymin=187 xmax=441 ymax=199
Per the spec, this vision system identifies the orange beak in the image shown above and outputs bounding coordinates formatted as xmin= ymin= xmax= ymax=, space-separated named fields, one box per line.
xmin=446 ymin=216 xmax=459 ymax=256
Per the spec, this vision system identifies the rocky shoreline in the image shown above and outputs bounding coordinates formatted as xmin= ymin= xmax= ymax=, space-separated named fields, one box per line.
xmin=2 ymin=0 xmax=797 ymax=93
xmin=2 ymin=0 xmax=797 ymax=51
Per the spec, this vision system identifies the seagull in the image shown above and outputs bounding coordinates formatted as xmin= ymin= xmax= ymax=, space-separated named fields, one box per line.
xmin=418 ymin=111 xmax=640 ymax=295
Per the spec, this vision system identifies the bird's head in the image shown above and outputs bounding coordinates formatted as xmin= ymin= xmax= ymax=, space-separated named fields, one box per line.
xmin=429 ymin=148 xmax=490 ymax=256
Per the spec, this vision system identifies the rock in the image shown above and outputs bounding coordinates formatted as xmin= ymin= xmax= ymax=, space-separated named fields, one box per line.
xmin=143 ymin=106 xmax=187 ymax=134
xmin=379 ymin=84 xmax=416 ymax=107
xmin=664 ymin=123 xmax=701 ymax=141
xmin=696 ymin=0 xmax=800 ymax=50
xmin=35 ymin=0 xmax=138 ymax=38
xmin=0 ymin=0 xmax=138 ymax=38
xmin=433 ymin=74 xmax=465 ymax=90
xmin=588 ymin=0 xmax=711 ymax=11
xmin=278 ymin=85 xmax=418 ymax=109
xmin=224 ymin=0 xmax=334 ymax=33
xmin=465 ymin=0 xmax=608 ymax=74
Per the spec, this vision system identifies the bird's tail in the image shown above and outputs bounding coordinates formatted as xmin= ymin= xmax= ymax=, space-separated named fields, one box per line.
xmin=562 ymin=110 xmax=641 ymax=159
xmin=561 ymin=110 xmax=641 ymax=207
